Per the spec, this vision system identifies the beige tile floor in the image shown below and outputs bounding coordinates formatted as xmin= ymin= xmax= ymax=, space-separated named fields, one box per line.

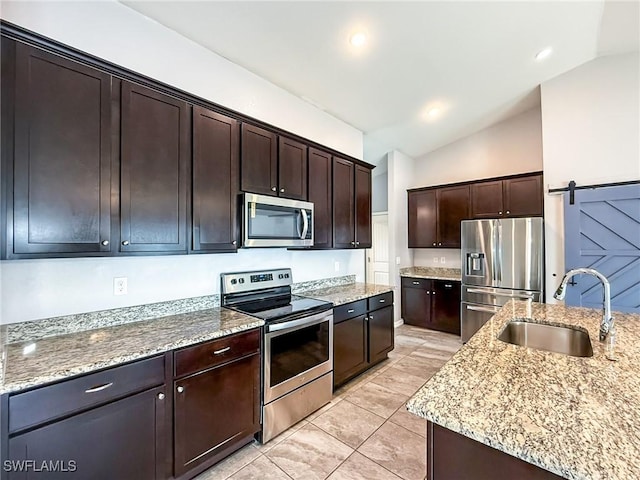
xmin=195 ymin=325 xmax=462 ymax=480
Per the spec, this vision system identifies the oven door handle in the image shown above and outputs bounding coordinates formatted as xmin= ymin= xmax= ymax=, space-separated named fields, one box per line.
xmin=267 ymin=313 xmax=330 ymax=334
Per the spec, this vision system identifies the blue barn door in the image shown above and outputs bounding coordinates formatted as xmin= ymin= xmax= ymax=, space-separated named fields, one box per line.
xmin=563 ymin=184 xmax=640 ymax=313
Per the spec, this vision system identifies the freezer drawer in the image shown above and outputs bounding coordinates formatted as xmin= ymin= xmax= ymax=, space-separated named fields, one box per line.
xmin=461 ymin=302 xmax=502 ymax=342
xmin=461 ymin=285 xmax=541 ymax=307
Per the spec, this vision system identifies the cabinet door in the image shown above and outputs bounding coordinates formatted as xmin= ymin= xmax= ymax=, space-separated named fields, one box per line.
xmin=431 ymin=281 xmax=461 ymax=335
xmin=408 ymin=190 xmax=437 ymax=248
xmin=333 ymin=315 xmax=368 ymax=387
xmin=437 ymin=185 xmax=469 ymax=248
xmin=368 ymin=305 xmax=394 ymax=365
xmin=355 ymin=165 xmax=372 ymax=248
xmin=174 ymin=354 xmax=260 ymax=477
xmin=332 ymin=157 xmax=355 ymax=248
xmin=120 ymin=81 xmax=189 ymax=253
xmin=9 ymin=42 xmax=113 ymax=256
xmin=8 ymin=387 xmax=166 ymax=480
xmin=278 ymin=136 xmax=307 ymax=200
xmin=470 ymin=180 xmax=504 ymax=219
xmin=240 ymin=123 xmax=277 ymax=196
xmin=308 ymin=148 xmax=333 ymax=248
xmin=401 ymin=283 xmax=432 ymax=328
xmin=504 ymin=174 xmax=543 ymax=217
xmin=192 ymin=106 xmax=239 ymax=252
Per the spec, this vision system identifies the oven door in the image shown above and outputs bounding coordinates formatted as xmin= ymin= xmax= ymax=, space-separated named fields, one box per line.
xmin=263 ymin=310 xmax=333 ymax=404
xmin=244 ymin=193 xmax=314 ymax=247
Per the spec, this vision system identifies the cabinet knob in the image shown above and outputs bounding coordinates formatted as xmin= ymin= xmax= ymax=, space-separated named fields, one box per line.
xmin=157 ymin=393 xmax=165 ymax=400
xmin=101 ymin=240 xmax=109 ymax=246
xmin=438 ymin=242 xmax=442 ymax=246
xmin=177 ymin=386 xmax=184 ymax=393
xmin=506 ymin=210 xmax=510 ymax=214
xmin=369 ymin=315 xmax=373 ymax=320
xmin=271 ymin=186 xmax=277 ymax=192
xmin=432 ymin=291 xmax=436 ymax=295
xmin=232 ymin=240 xmax=237 ymax=245
xmin=122 ymin=240 xmax=129 ymax=246
xmin=499 ymin=211 xmax=503 ymax=215
xmin=432 ymin=243 xmax=436 ymax=246
xmin=351 ymin=241 xmax=356 ymax=246
xmin=427 ymin=291 xmax=431 ymax=294
xmin=356 ymin=241 xmax=360 ymax=246
xmin=280 ymin=188 xmax=285 ymax=193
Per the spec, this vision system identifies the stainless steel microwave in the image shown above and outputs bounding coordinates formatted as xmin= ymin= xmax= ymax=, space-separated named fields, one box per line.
xmin=243 ymin=193 xmax=314 ymax=247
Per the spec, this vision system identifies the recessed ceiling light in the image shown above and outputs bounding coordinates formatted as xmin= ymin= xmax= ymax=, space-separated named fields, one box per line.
xmin=349 ymin=32 xmax=367 ymax=47
xmin=427 ymin=108 xmax=440 ymax=117
xmin=535 ymin=47 xmax=553 ymax=61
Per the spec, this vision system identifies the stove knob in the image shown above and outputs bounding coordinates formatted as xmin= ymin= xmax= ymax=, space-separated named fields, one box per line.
xmin=285 ymin=273 xmax=290 ymax=278
xmin=239 ymin=278 xmax=245 ymax=284
xmin=230 ymin=279 xmax=237 ymax=285
xmin=279 ymin=274 xmax=284 ymax=279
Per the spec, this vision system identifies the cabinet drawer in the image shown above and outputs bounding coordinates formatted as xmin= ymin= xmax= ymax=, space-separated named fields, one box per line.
xmin=9 ymin=355 xmax=164 ymax=434
xmin=333 ymin=299 xmax=367 ymax=323
xmin=174 ymin=329 xmax=260 ymax=378
xmin=401 ymin=277 xmax=431 ymax=289
xmin=368 ymin=292 xmax=393 ymax=311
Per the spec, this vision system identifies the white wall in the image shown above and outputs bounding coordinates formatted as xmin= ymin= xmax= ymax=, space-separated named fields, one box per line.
xmin=413 ymin=249 xmax=461 ymax=269
xmin=541 ymin=52 xmax=640 ymax=302
xmin=1 ymin=250 xmax=365 ymax=324
xmin=387 ymin=151 xmax=415 ymax=323
xmin=412 ymin=106 xmax=543 ymax=188
xmin=0 ymin=1 xmax=362 ymax=159
xmin=372 ymin=172 xmax=388 ymax=213
xmin=0 ymin=1 xmax=366 ymax=324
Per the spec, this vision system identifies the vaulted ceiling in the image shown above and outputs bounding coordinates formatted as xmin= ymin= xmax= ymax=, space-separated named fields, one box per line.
xmin=122 ymin=1 xmax=639 ymax=164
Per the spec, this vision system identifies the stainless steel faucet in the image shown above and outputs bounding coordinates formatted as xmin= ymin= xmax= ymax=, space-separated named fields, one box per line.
xmin=554 ymin=268 xmax=614 ymax=341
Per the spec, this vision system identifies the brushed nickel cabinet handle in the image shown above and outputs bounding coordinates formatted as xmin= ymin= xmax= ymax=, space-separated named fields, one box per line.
xmin=369 ymin=315 xmax=373 ymax=319
xmin=213 ymin=346 xmax=231 ymax=355
xmin=271 ymin=186 xmax=277 ymax=192
xmin=122 ymin=240 xmax=129 ymax=246
xmin=85 ymin=382 xmax=113 ymax=394
xmin=412 ymin=281 xmax=420 ymax=285
xmin=280 ymin=188 xmax=285 ymax=193
xmin=101 ymin=240 xmax=109 ymax=246
xmin=177 ymin=386 xmax=184 ymax=393
xmin=379 ymin=299 xmax=385 ymax=303
xmin=157 ymin=393 xmax=165 ymax=400
xmin=445 ymin=284 xmax=452 ymax=288
xmin=347 ymin=309 xmax=355 ymax=313
xmin=232 ymin=240 xmax=237 ymax=245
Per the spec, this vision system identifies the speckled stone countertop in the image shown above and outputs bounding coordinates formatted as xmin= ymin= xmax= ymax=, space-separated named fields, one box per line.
xmin=406 ymin=300 xmax=640 ymax=480
xmin=0 ymin=308 xmax=262 ymax=394
xmin=299 ymin=282 xmax=394 ymax=306
xmin=399 ymin=266 xmax=461 ymax=281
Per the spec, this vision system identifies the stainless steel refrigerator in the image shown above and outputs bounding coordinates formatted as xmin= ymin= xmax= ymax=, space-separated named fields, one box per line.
xmin=460 ymin=217 xmax=544 ymax=342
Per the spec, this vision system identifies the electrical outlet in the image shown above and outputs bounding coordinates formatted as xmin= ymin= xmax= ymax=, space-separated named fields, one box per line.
xmin=440 ymin=257 xmax=446 ymax=264
xmin=396 ymin=257 xmax=401 ymax=265
xmin=334 ymin=261 xmax=340 ymax=272
xmin=113 ymin=277 xmax=128 ymax=296
xmin=433 ymin=257 xmax=439 ymax=263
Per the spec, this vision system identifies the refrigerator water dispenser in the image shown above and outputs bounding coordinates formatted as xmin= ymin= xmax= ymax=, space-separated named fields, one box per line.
xmin=466 ymin=253 xmax=485 ymax=276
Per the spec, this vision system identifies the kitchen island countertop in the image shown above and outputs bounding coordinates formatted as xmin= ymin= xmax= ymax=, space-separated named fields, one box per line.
xmin=406 ymin=300 xmax=640 ymax=480
xmin=0 ymin=308 xmax=263 ymax=394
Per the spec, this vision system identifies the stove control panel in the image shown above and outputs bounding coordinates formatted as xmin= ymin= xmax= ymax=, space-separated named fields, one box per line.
xmin=221 ymin=268 xmax=292 ymax=294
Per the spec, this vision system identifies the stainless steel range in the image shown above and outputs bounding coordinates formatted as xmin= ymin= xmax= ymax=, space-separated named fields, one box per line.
xmin=221 ymin=268 xmax=333 ymax=443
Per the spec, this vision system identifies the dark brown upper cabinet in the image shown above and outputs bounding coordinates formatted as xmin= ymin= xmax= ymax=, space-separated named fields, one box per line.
xmin=471 ymin=173 xmax=543 ymax=218
xmin=3 ymin=40 xmax=115 ymax=257
xmin=307 ymin=148 xmax=333 ymax=248
xmin=278 ymin=136 xmax=308 ymax=200
xmin=120 ymin=81 xmax=190 ymax=253
xmin=333 ymin=157 xmax=355 ymax=248
xmin=332 ymin=158 xmax=373 ymax=249
xmin=240 ymin=123 xmax=277 ymax=196
xmin=192 ymin=106 xmax=239 ymax=253
xmin=408 ymin=185 xmax=469 ymax=248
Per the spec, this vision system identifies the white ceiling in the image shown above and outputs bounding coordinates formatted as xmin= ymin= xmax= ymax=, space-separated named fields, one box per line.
xmin=121 ymin=1 xmax=639 ymax=164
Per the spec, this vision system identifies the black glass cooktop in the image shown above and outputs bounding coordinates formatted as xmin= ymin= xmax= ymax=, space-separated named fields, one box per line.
xmin=230 ymin=295 xmax=332 ymax=322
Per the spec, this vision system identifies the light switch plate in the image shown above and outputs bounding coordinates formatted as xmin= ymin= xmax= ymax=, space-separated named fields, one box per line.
xmin=433 ymin=257 xmax=439 ymax=263
xmin=440 ymin=257 xmax=446 ymax=264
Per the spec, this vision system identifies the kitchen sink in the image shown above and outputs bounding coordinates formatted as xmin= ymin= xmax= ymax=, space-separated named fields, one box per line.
xmin=497 ymin=320 xmax=593 ymax=357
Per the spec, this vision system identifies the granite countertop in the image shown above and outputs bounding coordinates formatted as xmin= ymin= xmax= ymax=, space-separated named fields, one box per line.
xmin=406 ymin=300 xmax=640 ymax=480
xmin=299 ymin=282 xmax=394 ymax=306
xmin=399 ymin=266 xmax=461 ymax=282
xmin=0 ymin=308 xmax=263 ymax=394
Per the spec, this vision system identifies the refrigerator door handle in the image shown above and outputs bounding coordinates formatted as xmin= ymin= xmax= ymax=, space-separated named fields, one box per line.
xmin=466 ymin=305 xmax=501 ymax=314
xmin=496 ymin=220 xmax=503 ymax=283
xmin=466 ymin=288 xmax=535 ymax=299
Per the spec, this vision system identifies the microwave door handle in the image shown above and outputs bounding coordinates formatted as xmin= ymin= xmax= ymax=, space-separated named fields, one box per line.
xmin=301 ymin=209 xmax=309 ymax=239
xmin=295 ymin=210 xmax=303 ymax=238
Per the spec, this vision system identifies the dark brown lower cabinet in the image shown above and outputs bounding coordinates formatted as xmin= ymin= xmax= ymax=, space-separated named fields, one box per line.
xmin=427 ymin=421 xmax=563 ymax=480
xmin=401 ymin=277 xmax=461 ymax=335
xmin=173 ymin=334 xmax=260 ymax=478
xmin=7 ymin=386 xmax=166 ymax=480
xmin=333 ymin=292 xmax=394 ymax=389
